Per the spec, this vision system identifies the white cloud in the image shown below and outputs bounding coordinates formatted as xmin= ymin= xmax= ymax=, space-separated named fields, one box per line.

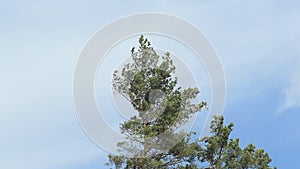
xmin=277 ymin=58 xmax=300 ymax=114
xmin=279 ymin=73 xmax=300 ymax=112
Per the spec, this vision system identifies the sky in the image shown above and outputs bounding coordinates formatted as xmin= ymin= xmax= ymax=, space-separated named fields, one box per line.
xmin=1 ymin=0 xmax=300 ymax=169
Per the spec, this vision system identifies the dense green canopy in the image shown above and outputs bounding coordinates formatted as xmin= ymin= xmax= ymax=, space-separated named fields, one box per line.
xmin=107 ymin=35 xmax=276 ymax=169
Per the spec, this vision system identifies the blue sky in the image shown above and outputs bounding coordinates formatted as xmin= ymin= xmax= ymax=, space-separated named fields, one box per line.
xmin=1 ymin=1 xmax=300 ymax=169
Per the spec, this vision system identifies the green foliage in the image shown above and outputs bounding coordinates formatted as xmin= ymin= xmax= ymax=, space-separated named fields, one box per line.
xmin=196 ymin=115 xmax=275 ymax=169
xmin=107 ymin=35 xmax=276 ymax=169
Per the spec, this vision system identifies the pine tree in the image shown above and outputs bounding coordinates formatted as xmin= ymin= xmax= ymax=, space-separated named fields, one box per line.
xmin=107 ymin=35 xmax=276 ymax=169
